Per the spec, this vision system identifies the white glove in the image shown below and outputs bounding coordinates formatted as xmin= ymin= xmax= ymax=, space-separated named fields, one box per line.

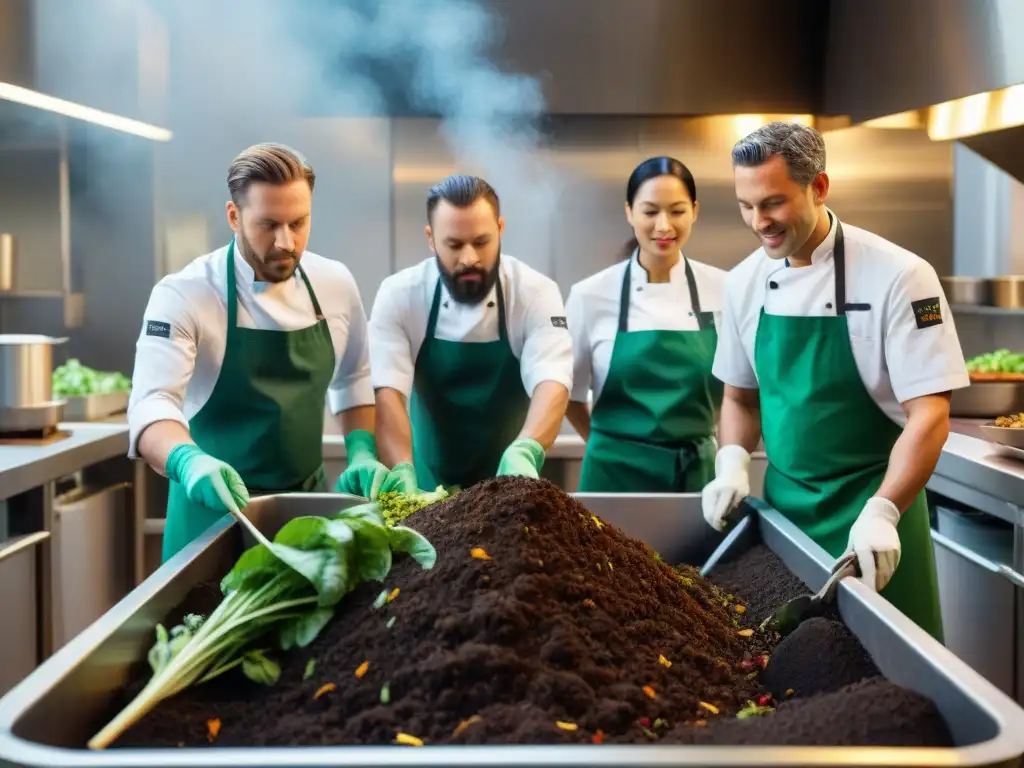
xmin=845 ymin=497 xmax=901 ymax=592
xmin=701 ymin=445 xmax=751 ymax=531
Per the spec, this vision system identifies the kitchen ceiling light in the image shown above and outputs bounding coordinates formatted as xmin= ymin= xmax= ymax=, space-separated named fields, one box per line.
xmin=0 ymin=81 xmax=172 ymax=142
xmin=927 ymin=84 xmax=1024 ymax=142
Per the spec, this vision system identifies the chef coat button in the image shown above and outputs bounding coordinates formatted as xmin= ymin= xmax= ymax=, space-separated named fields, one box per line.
xmin=443 ymin=301 xmax=449 ymax=309
xmin=769 ymin=281 xmax=778 ymax=289
xmin=636 ymin=286 xmax=643 ymax=292
xmin=826 ymin=302 xmax=833 ymax=309
xmin=487 ymin=301 xmax=495 ymax=307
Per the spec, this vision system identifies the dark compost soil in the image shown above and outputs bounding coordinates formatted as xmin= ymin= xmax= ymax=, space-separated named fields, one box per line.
xmin=110 ymin=477 xmax=952 ymax=749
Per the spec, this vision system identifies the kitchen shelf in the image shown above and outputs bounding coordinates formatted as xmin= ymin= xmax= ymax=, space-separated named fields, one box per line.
xmin=951 ymin=304 xmax=1024 ymax=317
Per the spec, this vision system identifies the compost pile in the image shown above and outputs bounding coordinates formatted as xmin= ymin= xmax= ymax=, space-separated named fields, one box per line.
xmin=112 ymin=477 xmax=952 ymax=749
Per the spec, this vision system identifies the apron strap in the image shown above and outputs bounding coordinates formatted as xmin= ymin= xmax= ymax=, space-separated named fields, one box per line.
xmin=426 ymin=273 xmax=509 ymax=341
xmin=833 ymin=218 xmax=847 ymax=316
xmin=225 ymin=240 xmax=325 ymax=328
xmin=618 ymin=249 xmax=707 ymax=332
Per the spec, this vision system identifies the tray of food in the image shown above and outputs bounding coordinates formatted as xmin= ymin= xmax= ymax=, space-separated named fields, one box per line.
xmin=979 ymin=412 xmax=1024 ymax=449
xmin=951 ymin=350 xmax=1024 ymax=417
xmin=52 ymin=359 xmax=131 ymax=421
xmin=0 ymin=484 xmax=1023 ymax=767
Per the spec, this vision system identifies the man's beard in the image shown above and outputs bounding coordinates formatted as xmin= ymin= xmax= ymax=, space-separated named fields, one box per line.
xmin=236 ymin=231 xmax=299 ymax=283
xmin=437 ymin=250 xmax=501 ymax=305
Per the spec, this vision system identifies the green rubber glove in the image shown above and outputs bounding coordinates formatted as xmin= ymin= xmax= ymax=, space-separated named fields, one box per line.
xmin=379 ymin=462 xmax=420 ymax=495
xmin=166 ymin=443 xmax=250 ymax=515
xmin=334 ymin=430 xmax=390 ymax=499
xmin=496 ymin=437 xmax=545 ymax=479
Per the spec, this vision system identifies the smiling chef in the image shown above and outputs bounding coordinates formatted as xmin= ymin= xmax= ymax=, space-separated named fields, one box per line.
xmin=368 ymin=174 xmax=573 ymax=492
xmin=128 ymin=143 xmax=398 ymax=563
xmin=701 ymin=121 xmax=969 ymax=641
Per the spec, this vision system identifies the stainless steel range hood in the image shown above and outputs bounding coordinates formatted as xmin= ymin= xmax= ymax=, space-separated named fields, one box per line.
xmin=824 ymin=0 xmax=1024 ymax=183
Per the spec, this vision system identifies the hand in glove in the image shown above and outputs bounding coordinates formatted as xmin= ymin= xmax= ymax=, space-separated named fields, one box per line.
xmin=334 ymin=430 xmax=390 ymax=499
xmin=379 ymin=462 xmax=420 ymax=495
xmin=166 ymin=443 xmax=250 ymax=515
xmin=497 ymin=437 xmax=545 ymax=479
xmin=701 ymin=444 xmax=751 ymax=531
xmin=842 ymin=496 xmax=901 ymax=592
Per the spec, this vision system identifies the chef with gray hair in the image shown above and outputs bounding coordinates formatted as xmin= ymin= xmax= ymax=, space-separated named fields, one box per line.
xmin=702 ymin=121 xmax=968 ymax=641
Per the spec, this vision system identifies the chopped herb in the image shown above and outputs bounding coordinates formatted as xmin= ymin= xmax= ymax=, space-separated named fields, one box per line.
xmin=386 ymin=616 xmax=397 ymax=629
xmin=376 ymin=487 xmax=449 ymax=527
xmin=372 ymin=590 xmax=389 ymax=610
xmin=380 ymin=683 xmax=390 ymax=704
xmin=303 ymin=658 xmax=316 ymax=680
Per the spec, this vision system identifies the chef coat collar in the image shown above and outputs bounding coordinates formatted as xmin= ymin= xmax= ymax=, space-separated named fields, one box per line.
xmin=631 ymin=248 xmax=687 ymax=284
xmin=785 ymin=208 xmax=837 ymax=268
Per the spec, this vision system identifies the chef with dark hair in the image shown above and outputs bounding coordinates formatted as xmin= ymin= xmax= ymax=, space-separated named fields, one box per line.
xmin=368 ymin=174 xmax=573 ymax=492
xmin=703 ymin=122 xmax=968 ymax=641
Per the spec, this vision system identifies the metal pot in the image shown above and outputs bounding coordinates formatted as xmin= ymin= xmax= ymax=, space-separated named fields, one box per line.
xmin=0 ymin=234 xmax=13 ymax=292
xmin=0 ymin=334 xmax=68 ymax=409
xmin=991 ymin=275 xmax=1024 ymax=309
xmin=940 ymin=276 xmax=991 ymax=306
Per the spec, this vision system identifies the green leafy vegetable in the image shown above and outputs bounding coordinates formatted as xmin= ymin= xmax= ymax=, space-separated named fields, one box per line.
xmin=966 ymin=348 xmax=1024 ymax=374
xmin=88 ymin=506 xmax=436 ymax=750
xmin=736 ymin=701 xmax=774 ymax=719
xmin=52 ymin=358 xmax=131 ymax=396
xmin=377 ymin=486 xmax=450 ymax=527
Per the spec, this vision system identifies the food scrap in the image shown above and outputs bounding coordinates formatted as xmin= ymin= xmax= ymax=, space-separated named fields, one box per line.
xmin=387 ymin=588 xmax=400 ymax=603
xmin=453 ymin=715 xmax=483 ymax=738
xmin=355 ymin=660 xmax=369 ymax=678
xmin=302 ymin=658 xmax=316 ymax=680
xmin=313 ymin=683 xmax=336 ymax=700
xmin=206 ymin=718 xmax=221 ymax=743
xmin=734 ymin=605 xmax=746 ymax=614
xmin=555 ymin=721 xmax=578 ymax=731
xmin=786 ymin=688 xmax=795 ymax=697
xmin=698 ymin=701 xmax=720 ymax=715
xmin=385 ymin=616 xmax=397 ymax=629
xmin=590 ymin=514 xmax=605 ymax=529
xmin=592 ymin=729 xmax=605 ymax=744
xmin=471 ymin=547 xmax=491 ymax=560
xmin=372 ymin=590 xmax=389 ymax=610
xmin=658 ymin=654 xmax=672 ymax=668
xmin=583 ymin=598 xmax=596 ymax=609
xmin=737 ymin=628 xmax=754 ymax=637
xmin=380 ymin=683 xmax=390 ymax=704
xmin=394 ymin=733 xmax=424 ymax=747
xmin=642 ymin=685 xmax=657 ymax=699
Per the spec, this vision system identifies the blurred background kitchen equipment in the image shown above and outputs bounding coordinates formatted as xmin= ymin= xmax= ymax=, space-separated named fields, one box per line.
xmin=0 ymin=334 xmax=69 ymax=433
xmin=950 ymin=382 xmax=1024 ymax=418
xmin=991 ymin=276 xmax=1024 ymax=309
xmin=941 ymin=276 xmax=991 ymax=307
xmin=0 ymin=235 xmax=14 ymax=293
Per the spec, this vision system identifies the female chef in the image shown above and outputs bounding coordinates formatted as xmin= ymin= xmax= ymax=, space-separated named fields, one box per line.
xmin=565 ymin=156 xmax=727 ymax=493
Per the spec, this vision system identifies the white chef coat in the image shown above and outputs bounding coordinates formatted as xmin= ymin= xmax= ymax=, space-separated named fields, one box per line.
xmin=369 ymin=254 xmax=574 ymax=398
xmin=127 ymin=240 xmax=374 ymax=457
xmin=565 ymin=253 xmax=727 ymax=403
xmin=712 ymin=211 xmax=970 ymax=425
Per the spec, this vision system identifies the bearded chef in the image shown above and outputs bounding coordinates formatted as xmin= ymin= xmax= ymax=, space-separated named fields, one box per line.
xmin=702 ymin=122 xmax=969 ymax=641
xmin=368 ymin=174 xmax=573 ymax=492
xmin=128 ymin=143 xmax=396 ymax=563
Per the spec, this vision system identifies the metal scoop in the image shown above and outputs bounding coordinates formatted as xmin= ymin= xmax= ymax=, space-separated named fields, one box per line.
xmin=767 ymin=552 xmax=859 ymax=637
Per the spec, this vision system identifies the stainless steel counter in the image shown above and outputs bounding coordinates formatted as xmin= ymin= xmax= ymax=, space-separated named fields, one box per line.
xmin=0 ymin=423 xmax=129 ymax=501
xmin=929 ymin=432 xmax=1024 ymax=526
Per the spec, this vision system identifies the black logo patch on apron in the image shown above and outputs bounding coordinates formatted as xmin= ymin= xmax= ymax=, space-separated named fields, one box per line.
xmin=550 ymin=316 xmax=568 ymax=329
xmin=146 ymin=320 xmax=172 ymax=338
xmin=911 ymin=298 xmax=942 ymax=329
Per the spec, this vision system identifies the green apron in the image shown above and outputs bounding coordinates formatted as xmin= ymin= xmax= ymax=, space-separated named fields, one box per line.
xmin=578 ymin=254 xmax=721 ymax=492
xmin=409 ymin=275 xmax=531 ymax=490
xmin=162 ymin=241 xmax=335 ymax=562
xmin=755 ymin=217 xmax=943 ymax=641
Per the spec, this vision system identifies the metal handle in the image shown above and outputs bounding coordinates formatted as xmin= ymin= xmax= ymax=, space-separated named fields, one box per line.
xmin=930 ymin=529 xmax=1004 ymax=572
xmin=0 ymin=531 xmax=50 ymax=564
xmin=998 ymin=564 xmax=1024 ymax=589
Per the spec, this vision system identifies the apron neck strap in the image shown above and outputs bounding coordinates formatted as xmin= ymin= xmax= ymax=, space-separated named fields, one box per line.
xmin=427 ymin=272 xmax=508 ymax=341
xmin=226 ymin=240 xmax=325 ymax=327
xmin=832 ymin=217 xmax=847 ymax=316
xmin=619 ymin=249 xmax=706 ymax=332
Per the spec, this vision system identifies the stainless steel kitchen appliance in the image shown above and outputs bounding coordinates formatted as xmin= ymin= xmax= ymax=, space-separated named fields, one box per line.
xmin=0 ymin=335 xmax=68 ymax=433
xmin=0 ymin=492 xmax=1023 ymax=766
